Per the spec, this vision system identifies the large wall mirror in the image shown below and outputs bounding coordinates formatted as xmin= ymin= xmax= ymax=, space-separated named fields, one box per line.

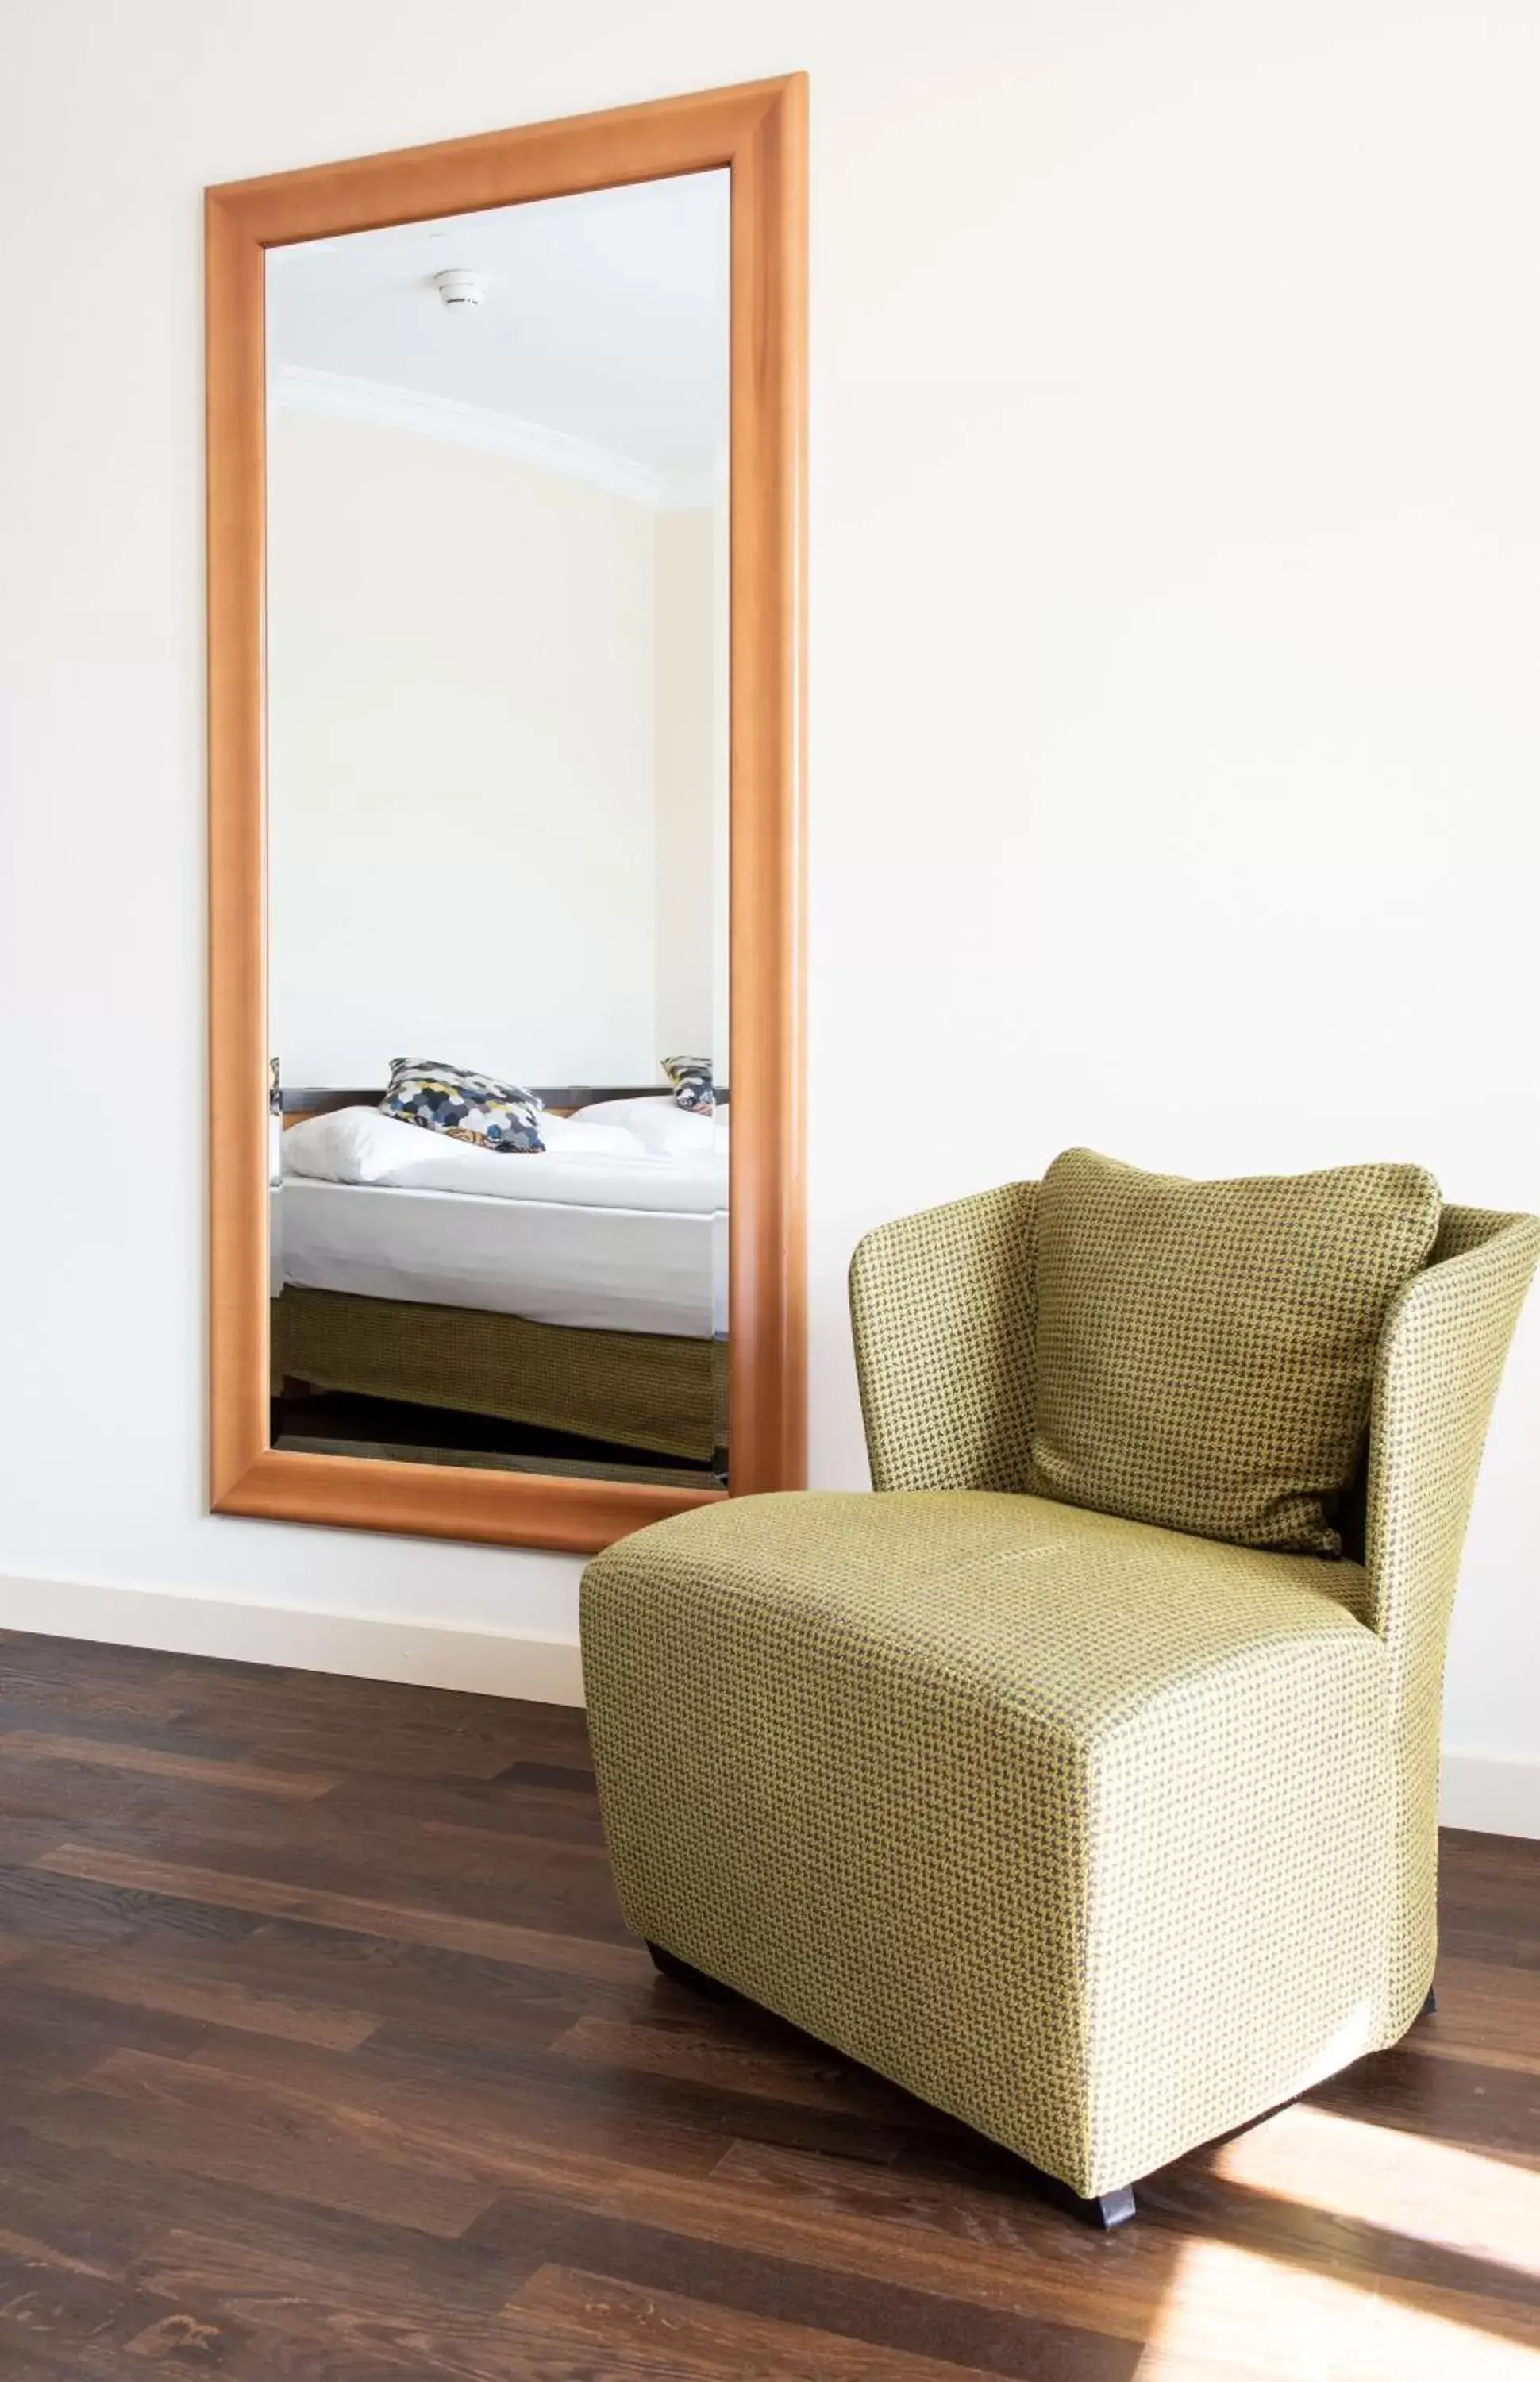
xmin=207 ymin=79 xmax=806 ymax=1551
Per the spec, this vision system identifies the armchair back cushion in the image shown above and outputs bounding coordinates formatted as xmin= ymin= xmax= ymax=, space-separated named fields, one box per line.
xmin=1027 ymin=1148 xmax=1442 ymax=1555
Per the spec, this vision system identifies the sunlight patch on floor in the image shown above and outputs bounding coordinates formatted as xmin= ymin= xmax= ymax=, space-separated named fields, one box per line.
xmin=1132 ymin=2233 xmax=1539 ymax=2381
xmin=1209 ymin=2102 xmax=1540 ymax=2281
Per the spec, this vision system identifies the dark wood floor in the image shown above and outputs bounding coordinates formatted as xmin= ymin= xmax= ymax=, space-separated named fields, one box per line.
xmin=0 ymin=1631 xmax=1533 ymax=2380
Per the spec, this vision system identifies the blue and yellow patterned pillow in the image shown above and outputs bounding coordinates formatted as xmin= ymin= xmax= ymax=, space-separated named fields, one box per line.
xmin=379 ymin=1058 xmax=545 ymax=1152
xmin=662 ymin=1054 xmax=714 ymax=1113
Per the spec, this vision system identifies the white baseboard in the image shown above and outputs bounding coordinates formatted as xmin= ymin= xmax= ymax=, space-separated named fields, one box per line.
xmin=1439 ymin=1750 xmax=1540 ymax=1840
xmin=0 ymin=1575 xmax=584 ymax=1707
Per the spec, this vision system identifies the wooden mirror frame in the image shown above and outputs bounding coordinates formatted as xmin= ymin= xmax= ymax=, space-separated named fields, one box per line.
xmin=207 ymin=75 xmax=807 ymax=1553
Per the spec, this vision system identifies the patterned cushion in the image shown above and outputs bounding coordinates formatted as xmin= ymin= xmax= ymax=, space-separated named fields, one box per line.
xmin=661 ymin=1054 xmax=714 ymax=1113
xmin=1028 ymin=1148 xmax=1442 ymax=1555
xmin=379 ymin=1057 xmax=545 ymax=1153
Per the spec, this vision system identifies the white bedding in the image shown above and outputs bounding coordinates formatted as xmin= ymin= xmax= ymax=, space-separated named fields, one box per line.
xmin=277 ymin=1106 xmax=726 ymax=1337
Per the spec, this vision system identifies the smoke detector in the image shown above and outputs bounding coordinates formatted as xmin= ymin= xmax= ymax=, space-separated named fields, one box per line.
xmin=433 ymin=269 xmax=485 ymax=311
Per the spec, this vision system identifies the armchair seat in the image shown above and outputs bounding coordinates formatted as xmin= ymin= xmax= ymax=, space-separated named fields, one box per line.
xmin=583 ymin=1487 xmax=1396 ymax=2199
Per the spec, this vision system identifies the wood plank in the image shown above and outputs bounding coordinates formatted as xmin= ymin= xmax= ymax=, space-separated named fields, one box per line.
xmin=0 ymin=1645 xmax=191 ymax=1725
xmin=50 ymin=1792 xmax=626 ymax=1910
xmin=165 ymin=1917 xmax=600 ymax=2053
xmin=1312 ymin=2045 xmax=1540 ymax=2168
xmin=0 ymin=1763 xmax=347 ymax=1847
xmin=130 ymin=2218 xmax=523 ymax=2334
xmin=1419 ymin=1956 xmax=1540 ymax=2074
xmin=29 ymin=2041 xmax=723 ymax=2234
xmin=182 ymin=2021 xmax=801 ymax=2176
xmin=1125 ymin=2234 xmax=1540 ymax=2382
xmin=130 ymin=2198 xmax=1130 ymax=2380
xmin=10 ymin=1945 xmax=383 ymax=2051
xmin=687 ymin=2137 xmax=1540 ymax=2368
xmin=495 ymin=1760 xmax=597 ymax=1794
xmin=511 ymin=2262 xmax=1015 ymax=2380
xmin=187 ymin=2015 xmax=915 ymax=2176
xmin=0 ymin=2245 xmax=200 ymax=2378
xmin=1438 ymin=1921 xmax=1540 ymax=1973
xmin=0 ymin=1731 xmax=335 ymax=1798
xmin=133 ymin=2066 xmax=1165 ymax=2357
xmin=550 ymin=2010 xmax=923 ymax=2120
xmin=0 ymin=1700 xmax=252 ymax=1762
xmin=130 ymin=2226 xmax=774 ymax=2382
xmin=0 ymin=1979 xmax=212 ymax=2098
xmin=0 ymin=2122 xmax=191 ymax=2280
xmin=0 ymin=1861 xmax=258 ymax=1950
xmin=23 ymin=2052 xmax=502 ymax=2242
xmin=470 ymin=2199 xmax=1134 ymax=2382
xmin=131 ymin=2238 xmax=514 ymax=2378
xmin=152 ymin=1709 xmax=531 ymax=1781
xmin=29 ymin=1843 xmax=648 ymax=1983
xmin=419 ymin=1818 xmax=611 ymax=1864
xmin=0 ymin=2114 xmax=510 ymax=2318
xmin=44 ymin=1806 xmax=633 ymax=1944
xmin=1203 ymin=2097 xmax=1540 ymax=2279
xmin=0 ymin=2225 xmax=122 ymax=2283
xmin=1137 ymin=2153 xmax=1540 ymax=2326
xmin=0 ymin=1820 xmax=97 ymax=1871
xmin=326 ymin=1773 xmax=609 ymax=1846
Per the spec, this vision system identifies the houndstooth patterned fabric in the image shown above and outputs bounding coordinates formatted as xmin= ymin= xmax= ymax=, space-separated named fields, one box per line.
xmin=1027 ymin=1149 xmax=1442 ymax=1556
xmin=849 ymin=1182 xmax=1038 ymax=1496
xmin=584 ymin=1490 xmax=1394 ymax=2196
xmin=583 ymin=1189 xmax=1537 ymax=2199
xmin=1365 ymin=1204 xmax=1540 ymax=2035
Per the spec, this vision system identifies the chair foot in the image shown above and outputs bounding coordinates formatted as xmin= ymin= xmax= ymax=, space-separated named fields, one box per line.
xmin=1077 ymin=2184 xmax=1137 ymax=2229
xmin=646 ymin=1941 xmax=737 ymax=1999
xmin=1421 ymin=1983 xmax=1438 ymax=2017
xmin=1031 ymin=2168 xmax=1138 ymax=2226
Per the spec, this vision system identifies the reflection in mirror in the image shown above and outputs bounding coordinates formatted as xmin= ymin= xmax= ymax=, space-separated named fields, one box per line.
xmin=264 ymin=172 xmax=730 ymax=1490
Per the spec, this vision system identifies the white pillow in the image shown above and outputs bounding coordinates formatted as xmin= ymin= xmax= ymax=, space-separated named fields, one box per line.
xmin=282 ymin=1107 xmax=422 ymax=1184
xmin=283 ymin=1104 xmax=642 ymax=1186
xmin=572 ymin=1096 xmax=718 ymax=1155
xmin=535 ymin=1112 xmax=646 ymax=1157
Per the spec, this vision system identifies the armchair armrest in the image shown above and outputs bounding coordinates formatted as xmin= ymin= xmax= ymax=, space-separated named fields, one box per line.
xmin=849 ymin=1183 xmax=1039 ymax=1493
xmin=1365 ymin=1203 xmax=1540 ymax=2022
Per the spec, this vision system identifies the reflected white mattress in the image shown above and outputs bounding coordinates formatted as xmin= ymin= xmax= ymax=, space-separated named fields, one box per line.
xmin=276 ymin=1105 xmax=726 ymax=1338
xmin=279 ymin=1178 xmax=724 ymax=1339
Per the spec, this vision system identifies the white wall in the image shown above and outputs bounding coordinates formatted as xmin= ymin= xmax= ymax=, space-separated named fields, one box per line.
xmin=1 ymin=1 xmax=1537 ymax=1825
xmin=268 ymin=407 xmax=660 ymax=1085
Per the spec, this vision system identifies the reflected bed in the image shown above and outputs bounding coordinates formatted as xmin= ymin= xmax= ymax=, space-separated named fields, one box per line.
xmin=271 ymin=1090 xmax=727 ymax=1465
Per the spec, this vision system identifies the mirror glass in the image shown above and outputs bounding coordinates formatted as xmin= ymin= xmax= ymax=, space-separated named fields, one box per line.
xmin=264 ymin=172 xmax=730 ymax=1490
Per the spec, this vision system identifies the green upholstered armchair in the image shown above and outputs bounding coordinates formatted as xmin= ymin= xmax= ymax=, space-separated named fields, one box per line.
xmin=581 ymin=1185 xmax=1538 ymax=2225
